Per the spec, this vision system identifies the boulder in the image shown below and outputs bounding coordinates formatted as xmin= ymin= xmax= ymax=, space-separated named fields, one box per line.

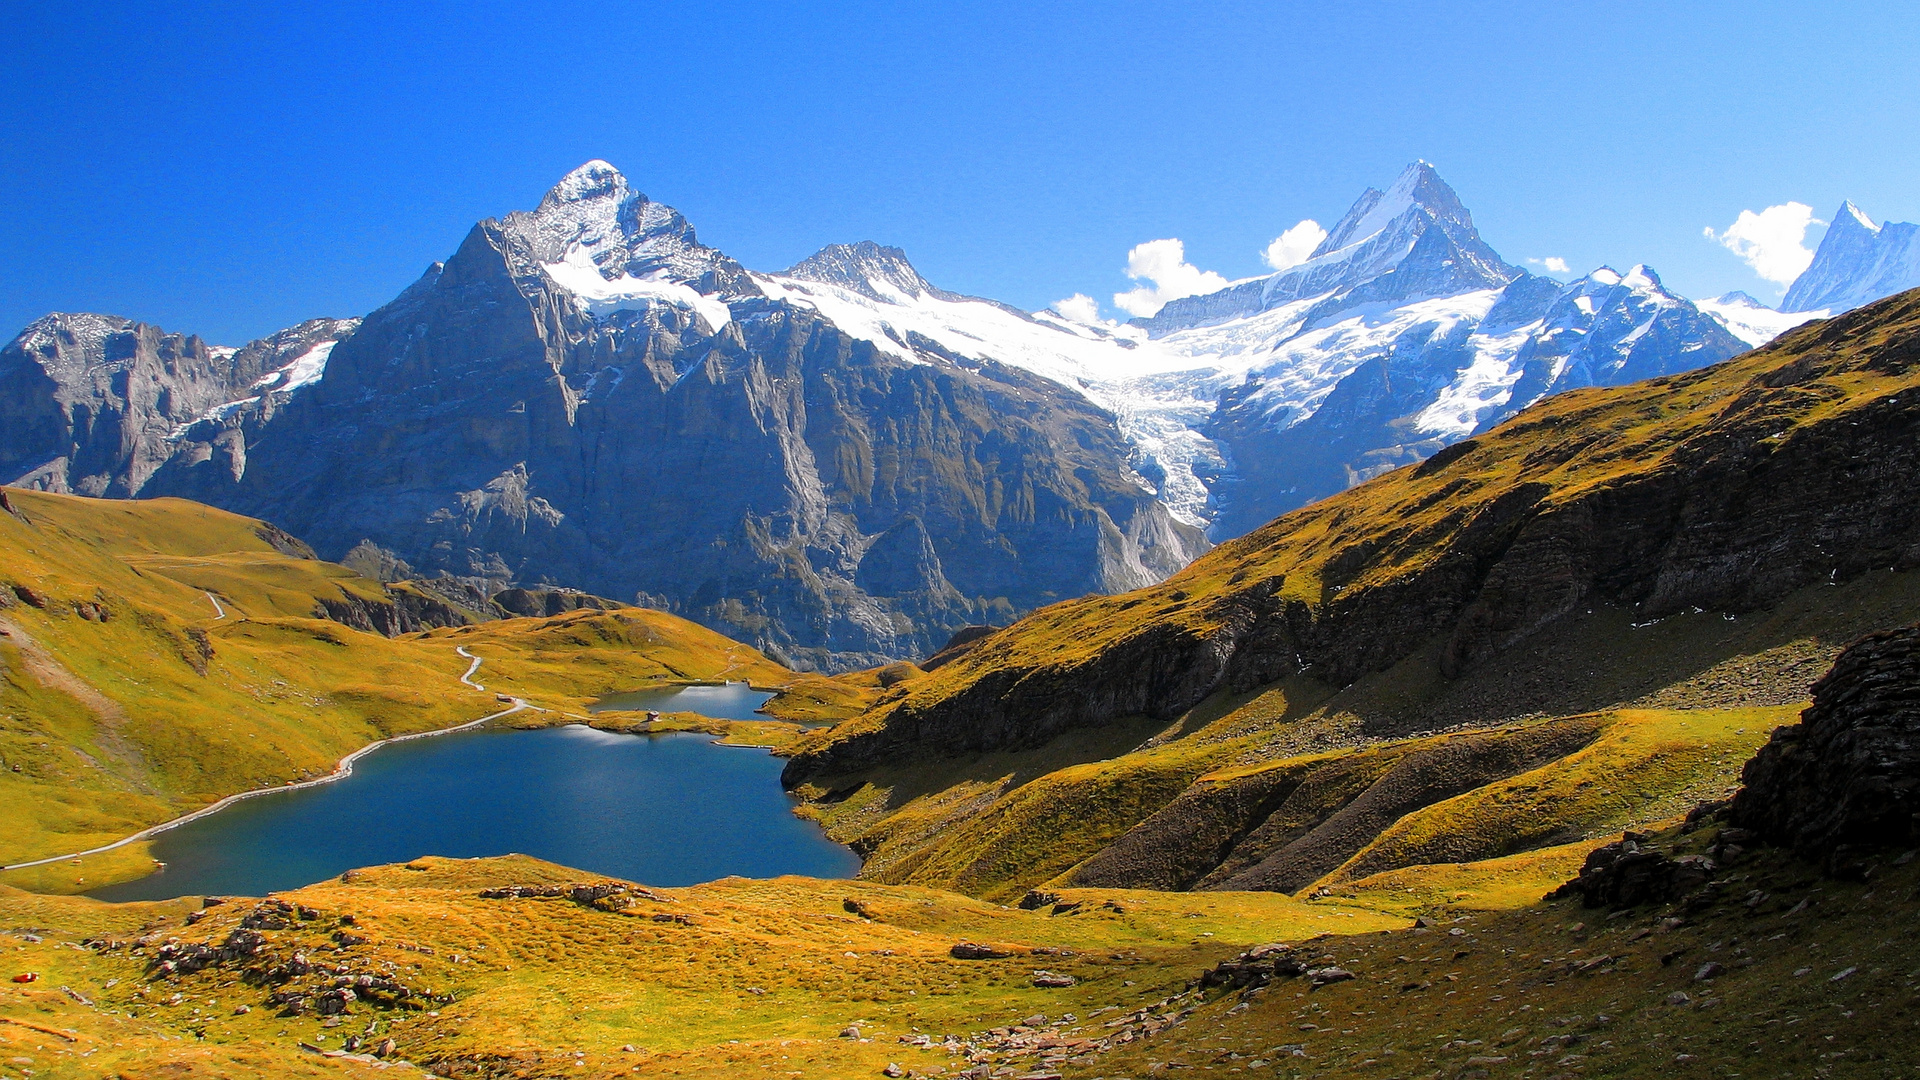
xmin=1731 ymin=624 xmax=1920 ymax=861
xmin=1548 ymin=838 xmax=1716 ymax=909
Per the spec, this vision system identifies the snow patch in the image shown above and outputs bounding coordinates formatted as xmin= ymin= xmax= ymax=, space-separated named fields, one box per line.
xmin=542 ymin=246 xmax=732 ymax=331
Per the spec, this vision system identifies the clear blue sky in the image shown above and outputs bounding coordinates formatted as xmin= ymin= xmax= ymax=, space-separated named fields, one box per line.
xmin=3 ymin=0 xmax=1916 ymax=344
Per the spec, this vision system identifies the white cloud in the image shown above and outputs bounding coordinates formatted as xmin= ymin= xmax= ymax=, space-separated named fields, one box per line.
xmin=1053 ymin=293 xmax=1102 ymax=325
xmin=1260 ymin=219 xmax=1328 ymax=271
xmin=1527 ymin=256 xmax=1571 ymax=274
xmin=1112 ymin=238 xmax=1230 ymax=318
xmin=1704 ymin=202 xmax=1823 ymax=288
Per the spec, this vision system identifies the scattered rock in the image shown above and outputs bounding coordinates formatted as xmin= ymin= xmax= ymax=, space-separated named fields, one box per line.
xmin=841 ymin=1025 xmax=862 ymax=1039
xmin=1694 ymin=962 xmax=1727 ymax=982
xmin=1031 ymin=971 xmax=1076 ymax=988
xmin=883 ymin=1064 xmax=905 ymax=1077
xmin=1307 ymin=966 xmax=1355 ymax=987
xmin=1198 ymin=943 xmax=1307 ymax=993
xmin=951 ymin=942 xmax=1013 ymax=960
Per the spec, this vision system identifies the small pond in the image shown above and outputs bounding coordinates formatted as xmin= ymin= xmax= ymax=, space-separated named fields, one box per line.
xmin=589 ymin=681 xmax=776 ymax=719
xmin=88 ymin=724 xmax=858 ymax=902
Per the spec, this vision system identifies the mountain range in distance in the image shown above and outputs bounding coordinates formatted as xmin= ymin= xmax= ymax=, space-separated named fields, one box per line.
xmin=3 ymin=160 xmax=1917 ymax=670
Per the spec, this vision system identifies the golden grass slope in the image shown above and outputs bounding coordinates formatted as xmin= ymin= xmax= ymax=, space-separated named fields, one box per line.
xmin=0 ymin=853 xmax=1401 ymax=1080
xmin=0 ymin=489 xmax=815 ymax=892
xmin=3 ymin=827 xmax=1915 ymax=1079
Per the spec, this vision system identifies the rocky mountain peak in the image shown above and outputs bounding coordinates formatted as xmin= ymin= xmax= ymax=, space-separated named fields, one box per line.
xmin=492 ymin=160 xmax=758 ymax=304
xmin=784 ymin=241 xmax=943 ymax=303
xmin=539 ymin=159 xmax=631 ymax=210
xmin=1312 ymin=160 xmax=1472 ymax=256
xmin=1142 ymin=161 xmax=1519 ymax=335
xmin=1783 ymin=199 xmax=1920 ymax=315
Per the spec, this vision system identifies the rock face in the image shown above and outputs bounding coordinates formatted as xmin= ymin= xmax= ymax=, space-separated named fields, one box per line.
xmin=1547 ymin=836 xmax=1717 ymax=909
xmin=1 ymin=162 xmax=1201 ymax=670
xmin=1731 ymin=623 xmax=1920 ymax=856
xmin=0 ymin=314 xmax=355 ymax=496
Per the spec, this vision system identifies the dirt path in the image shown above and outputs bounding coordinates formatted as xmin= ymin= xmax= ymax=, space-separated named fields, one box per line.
xmin=1 ymin=647 xmax=536 ymax=872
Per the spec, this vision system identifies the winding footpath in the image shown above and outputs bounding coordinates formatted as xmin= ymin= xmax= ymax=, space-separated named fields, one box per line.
xmin=1 ymin=647 xmax=530 ymax=872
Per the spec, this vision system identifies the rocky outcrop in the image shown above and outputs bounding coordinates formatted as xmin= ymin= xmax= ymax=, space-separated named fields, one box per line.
xmin=1731 ymin=623 xmax=1920 ymax=857
xmin=490 ymin=587 xmax=616 ymax=619
xmin=1546 ymin=833 xmax=1718 ymax=910
xmin=785 ymin=288 xmax=1920 ymax=783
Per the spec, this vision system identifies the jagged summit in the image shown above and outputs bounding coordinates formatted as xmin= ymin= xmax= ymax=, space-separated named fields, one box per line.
xmin=488 ymin=161 xmax=757 ymax=303
xmin=1783 ymin=199 xmax=1920 ymax=315
xmin=1142 ymin=161 xmax=1520 ymax=334
xmin=540 ymin=159 xmax=629 ymax=208
xmin=1311 ymin=160 xmax=1474 ymax=255
xmin=784 ymin=241 xmax=950 ymax=304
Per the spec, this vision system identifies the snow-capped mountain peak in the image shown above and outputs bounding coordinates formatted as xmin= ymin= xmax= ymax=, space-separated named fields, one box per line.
xmin=490 ymin=161 xmax=758 ymax=332
xmin=1142 ymin=161 xmax=1519 ymax=335
xmin=1312 ymin=160 xmax=1471 ymax=256
xmin=1781 ymin=199 xmax=1920 ymax=315
xmin=784 ymin=241 xmax=946 ymax=304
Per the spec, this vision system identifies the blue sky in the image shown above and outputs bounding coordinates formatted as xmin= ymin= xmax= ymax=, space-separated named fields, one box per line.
xmin=3 ymin=0 xmax=1916 ymax=344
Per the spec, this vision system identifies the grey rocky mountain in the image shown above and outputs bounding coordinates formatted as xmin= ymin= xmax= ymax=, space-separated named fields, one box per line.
xmin=1782 ymin=201 xmax=1920 ymax=315
xmin=0 ymin=313 xmax=356 ymax=496
xmin=3 ymin=162 xmax=1201 ymax=671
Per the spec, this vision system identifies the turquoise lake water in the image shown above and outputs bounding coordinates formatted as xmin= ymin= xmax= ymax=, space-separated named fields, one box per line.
xmin=87 ymin=720 xmax=859 ymax=902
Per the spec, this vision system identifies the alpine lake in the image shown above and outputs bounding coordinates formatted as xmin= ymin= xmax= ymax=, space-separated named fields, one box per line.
xmin=89 ymin=683 xmax=859 ymax=901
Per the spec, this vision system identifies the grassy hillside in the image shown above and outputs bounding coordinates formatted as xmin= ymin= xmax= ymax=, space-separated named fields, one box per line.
xmin=1 ymin=825 xmax=1913 ymax=1079
xmin=0 ymin=489 xmax=819 ymax=893
xmin=777 ymin=288 xmax=1920 ymax=903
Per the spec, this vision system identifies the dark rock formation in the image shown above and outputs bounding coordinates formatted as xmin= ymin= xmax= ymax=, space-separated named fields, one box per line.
xmin=1731 ymin=623 xmax=1920 ymax=857
xmin=1548 ymin=835 xmax=1717 ymax=910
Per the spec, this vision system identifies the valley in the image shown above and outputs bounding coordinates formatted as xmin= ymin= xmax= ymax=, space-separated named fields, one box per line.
xmin=3 ymin=288 xmax=1920 ymax=1077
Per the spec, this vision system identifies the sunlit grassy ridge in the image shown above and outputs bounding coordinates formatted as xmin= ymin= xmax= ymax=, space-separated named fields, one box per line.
xmin=777 ymin=290 xmax=1920 ymax=904
xmin=0 ymin=490 xmax=817 ymax=892
xmin=807 ymin=293 xmax=1920 ymax=758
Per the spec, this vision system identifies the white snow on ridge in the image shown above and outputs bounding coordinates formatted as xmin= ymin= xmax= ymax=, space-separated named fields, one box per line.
xmin=753 ymin=269 xmax=1237 ymax=524
xmin=1221 ymin=291 xmax=1505 ymax=432
xmin=170 ymin=338 xmax=344 ymax=440
xmin=1694 ymin=293 xmax=1824 ymax=348
xmin=543 ymin=246 xmax=732 ymax=332
xmin=1414 ymin=318 xmax=1540 ymax=437
xmin=252 ymin=340 xmax=337 ymax=394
